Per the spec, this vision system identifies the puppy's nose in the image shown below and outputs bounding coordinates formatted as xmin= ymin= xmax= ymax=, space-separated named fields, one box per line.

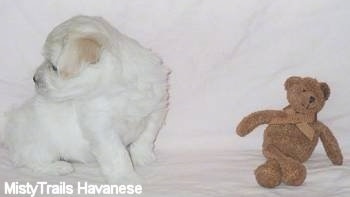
xmin=33 ymin=76 xmax=37 ymax=83
xmin=309 ymin=96 xmax=315 ymax=103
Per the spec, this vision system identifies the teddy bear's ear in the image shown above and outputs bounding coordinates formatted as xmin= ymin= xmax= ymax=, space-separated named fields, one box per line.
xmin=320 ymin=82 xmax=330 ymax=100
xmin=284 ymin=76 xmax=301 ymax=90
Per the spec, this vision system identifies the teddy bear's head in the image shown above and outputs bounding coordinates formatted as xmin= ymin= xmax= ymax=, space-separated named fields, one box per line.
xmin=284 ymin=76 xmax=330 ymax=114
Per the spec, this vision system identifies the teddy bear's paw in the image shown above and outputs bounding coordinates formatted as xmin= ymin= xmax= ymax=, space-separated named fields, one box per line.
xmin=255 ymin=160 xmax=282 ymax=188
xmin=236 ymin=122 xmax=249 ymax=137
xmin=331 ymin=155 xmax=343 ymax=165
xmin=281 ymin=161 xmax=306 ymax=186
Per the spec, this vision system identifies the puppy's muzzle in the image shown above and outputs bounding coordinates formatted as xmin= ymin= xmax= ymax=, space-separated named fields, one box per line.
xmin=33 ymin=73 xmax=45 ymax=88
xmin=33 ymin=75 xmax=38 ymax=83
xmin=33 ymin=74 xmax=42 ymax=84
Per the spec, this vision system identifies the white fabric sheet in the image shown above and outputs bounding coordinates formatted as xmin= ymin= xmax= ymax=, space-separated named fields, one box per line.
xmin=0 ymin=0 xmax=349 ymax=196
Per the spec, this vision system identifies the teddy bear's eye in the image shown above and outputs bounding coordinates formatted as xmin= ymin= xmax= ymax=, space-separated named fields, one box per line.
xmin=302 ymin=89 xmax=306 ymax=92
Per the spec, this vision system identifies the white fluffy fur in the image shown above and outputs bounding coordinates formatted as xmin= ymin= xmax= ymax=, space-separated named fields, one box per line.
xmin=2 ymin=16 xmax=169 ymax=183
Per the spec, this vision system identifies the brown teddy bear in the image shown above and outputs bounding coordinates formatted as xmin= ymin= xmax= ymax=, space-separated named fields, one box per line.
xmin=236 ymin=76 xmax=343 ymax=188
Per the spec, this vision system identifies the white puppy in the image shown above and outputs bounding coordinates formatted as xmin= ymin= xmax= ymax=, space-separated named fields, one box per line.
xmin=2 ymin=16 xmax=169 ymax=183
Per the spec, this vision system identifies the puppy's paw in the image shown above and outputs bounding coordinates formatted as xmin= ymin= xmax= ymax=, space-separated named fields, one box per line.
xmin=129 ymin=143 xmax=156 ymax=166
xmin=107 ymin=171 xmax=142 ymax=185
xmin=30 ymin=161 xmax=74 ymax=176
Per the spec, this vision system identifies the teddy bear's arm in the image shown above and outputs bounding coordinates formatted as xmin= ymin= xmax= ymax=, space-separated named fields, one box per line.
xmin=236 ymin=110 xmax=286 ymax=137
xmin=317 ymin=122 xmax=343 ymax=165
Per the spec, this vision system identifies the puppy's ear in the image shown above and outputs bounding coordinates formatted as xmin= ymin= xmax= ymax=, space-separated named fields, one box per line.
xmin=58 ymin=37 xmax=102 ymax=79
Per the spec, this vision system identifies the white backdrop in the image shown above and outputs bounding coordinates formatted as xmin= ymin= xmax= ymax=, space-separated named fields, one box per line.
xmin=0 ymin=0 xmax=350 ymax=196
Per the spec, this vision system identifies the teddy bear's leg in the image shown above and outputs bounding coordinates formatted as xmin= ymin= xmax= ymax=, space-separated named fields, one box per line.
xmin=255 ymin=159 xmax=282 ymax=188
xmin=263 ymin=145 xmax=306 ymax=186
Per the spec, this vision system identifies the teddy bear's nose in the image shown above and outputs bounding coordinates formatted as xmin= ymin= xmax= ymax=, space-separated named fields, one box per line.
xmin=309 ymin=96 xmax=315 ymax=103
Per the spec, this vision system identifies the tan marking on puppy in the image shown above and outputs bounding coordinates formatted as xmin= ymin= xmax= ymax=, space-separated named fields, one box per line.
xmin=59 ymin=37 xmax=101 ymax=79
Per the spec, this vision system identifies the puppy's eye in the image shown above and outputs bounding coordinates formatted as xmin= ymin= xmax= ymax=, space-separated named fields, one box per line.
xmin=48 ymin=62 xmax=58 ymax=72
xmin=52 ymin=65 xmax=58 ymax=72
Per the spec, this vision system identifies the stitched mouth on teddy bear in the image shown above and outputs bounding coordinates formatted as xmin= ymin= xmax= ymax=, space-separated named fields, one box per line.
xmin=297 ymin=101 xmax=318 ymax=114
xmin=302 ymin=103 xmax=313 ymax=110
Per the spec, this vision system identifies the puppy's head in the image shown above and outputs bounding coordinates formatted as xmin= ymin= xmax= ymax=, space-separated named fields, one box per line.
xmin=34 ymin=16 xmax=114 ymax=100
